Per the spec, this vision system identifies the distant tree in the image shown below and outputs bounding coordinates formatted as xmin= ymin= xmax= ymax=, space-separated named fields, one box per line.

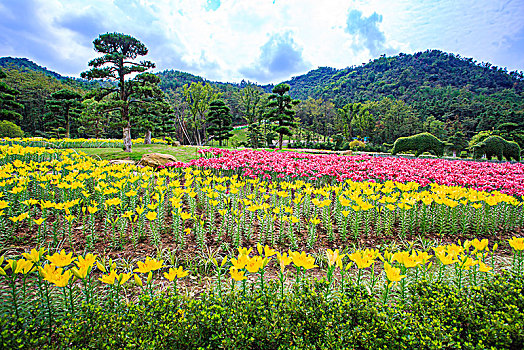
xmin=365 ymin=98 xmax=420 ymax=144
xmin=80 ymin=98 xmax=108 ymax=139
xmin=182 ymin=82 xmax=221 ymax=146
xmin=235 ymin=84 xmax=263 ymax=124
xmin=447 ymin=131 xmax=468 ymax=157
xmin=0 ymin=69 xmax=23 ymax=123
xmin=206 ymin=99 xmax=233 ymax=147
xmin=350 ymin=107 xmax=374 ymax=140
xmin=264 ymin=84 xmax=299 ymax=149
xmin=44 ymin=89 xmax=82 ymax=138
xmin=0 ymin=67 xmax=79 ymax=135
xmin=133 ymin=100 xmax=173 ymax=144
xmin=235 ymin=84 xmax=265 ymax=148
xmin=337 ymin=102 xmax=363 ymax=141
xmin=128 ymin=73 xmax=168 ymax=144
xmin=81 ymin=32 xmax=155 ymax=152
xmin=424 ymin=115 xmax=446 ymax=140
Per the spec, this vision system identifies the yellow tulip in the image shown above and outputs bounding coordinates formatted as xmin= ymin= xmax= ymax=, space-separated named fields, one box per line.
xmin=326 ymin=249 xmax=342 ymax=268
xmin=237 ymin=247 xmax=252 ymax=257
xmin=246 ymin=256 xmax=267 ymax=274
xmin=435 ymin=251 xmax=456 ymax=266
xmin=478 ymin=261 xmax=493 ymax=273
xmin=46 ymin=250 xmax=75 ymax=267
xmin=508 ymin=237 xmax=524 ymax=251
xmin=230 ymin=255 xmax=249 ymax=270
xmin=229 ymin=267 xmax=246 ymax=281
xmin=117 ymin=272 xmax=132 ymax=286
xmin=145 ymin=211 xmax=158 ymax=221
xmin=39 ymin=264 xmax=63 ymax=283
xmin=33 ymin=218 xmax=45 ymax=225
xmin=134 ymin=257 xmax=164 ymax=273
xmin=22 ymin=248 xmax=46 ymax=264
xmin=471 ymin=238 xmax=489 ymax=252
xmin=384 ymin=262 xmax=406 ymax=283
xmin=99 ymin=270 xmax=118 ymax=285
xmin=276 ymin=252 xmax=293 ymax=273
xmin=52 ymin=270 xmax=72 ymax=287
xmin=290 ymin=251 xmax=318 ymax=270
xmin=134 ymin=274 xmax=143 ymax=287
xmin=180 ymin=212 xmax=192 ymax=220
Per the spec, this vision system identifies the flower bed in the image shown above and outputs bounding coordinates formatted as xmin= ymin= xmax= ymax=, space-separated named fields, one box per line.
xmin=161 ymin=148 xmax=524 ymax=196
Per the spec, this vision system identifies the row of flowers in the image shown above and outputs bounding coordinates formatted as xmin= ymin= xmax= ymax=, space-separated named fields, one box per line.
xmin=2 ymin=237 xmax=523 ymax=310
xmin=0 ymin=137 xmax=168 ymax=149
xmin=161 ymin=148 xmax=524 ymax=196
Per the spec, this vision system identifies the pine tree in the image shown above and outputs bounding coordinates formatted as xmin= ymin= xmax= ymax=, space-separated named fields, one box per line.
xmin=206 ymin=99 xmax=233 ymax=147
xmin=0 ymin=69 xmax=23 ymax=123
xmin=264 ymin=84 xmax=299 ymax=149
xmin=81 ymin=33 xmax=155 ymax=152
xmin=44 ymin=89 xmax=82 ymax=138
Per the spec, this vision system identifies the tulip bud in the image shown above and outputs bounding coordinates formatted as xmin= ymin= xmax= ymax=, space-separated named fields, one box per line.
xmin=134 ymin=274 xmax=143 ymax=287
xmin=96 ymin=261 xmax=106 ymax=273
xmin=147 ymin=271 xmax=153 ymax=284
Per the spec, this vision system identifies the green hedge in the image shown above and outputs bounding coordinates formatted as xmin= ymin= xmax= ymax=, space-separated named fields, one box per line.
xmin=0 ymin=120 xmax=24 ymax=138
xmin=472 ymin=135 xmax=521 ymax=161
xmin=391 ymin=132 xmax=446 ymax=157
xmin=2 ymin=272 xmax=523 ymax=349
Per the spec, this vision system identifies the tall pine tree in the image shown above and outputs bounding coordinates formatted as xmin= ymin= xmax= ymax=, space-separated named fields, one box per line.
xmin=264 ymin=84 xmax=299 ymax=149
xmin=206 ymin=99 xmax=233 ymax=147
xmin=44 ymin=89 xmax=82 ymax=138
xmin=81 ymin=33 xmax=155 ymax=152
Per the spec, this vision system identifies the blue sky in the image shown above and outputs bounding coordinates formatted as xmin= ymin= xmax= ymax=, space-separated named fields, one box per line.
xmin=1 ymin=0 xmax=523 ymax=84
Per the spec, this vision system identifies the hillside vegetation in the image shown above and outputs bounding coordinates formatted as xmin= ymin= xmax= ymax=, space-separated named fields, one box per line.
xmin=1 ymin=49 xmax=523 ymax=152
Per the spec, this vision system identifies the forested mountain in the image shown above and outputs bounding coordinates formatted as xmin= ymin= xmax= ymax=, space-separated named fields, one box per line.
xmin=0 ymin=57 xmax=101 ymax=91
xmin=0 ymin=57 xmax=65 ymax=80
xmin=1 ymin=50 xmax=523 ymax=149
xmin=282 ymin=50 xmax=524 ymax=141
xmin=284 ymin=50 xmax=523 ymax=102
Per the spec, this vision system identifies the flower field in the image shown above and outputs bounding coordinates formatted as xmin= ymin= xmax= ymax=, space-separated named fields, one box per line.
xmin=1 ymin=143 xmax=524 ymax=348
xmin=163 ymin=148 xmax=524 ymax=195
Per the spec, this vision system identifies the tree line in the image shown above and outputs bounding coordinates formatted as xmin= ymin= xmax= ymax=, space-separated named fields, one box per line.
xmin=1 ymin=34 xmax=523 ymax=154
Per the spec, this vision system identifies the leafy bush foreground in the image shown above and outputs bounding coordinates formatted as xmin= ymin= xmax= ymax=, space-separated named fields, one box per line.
xmin=2 ymin=272 xmax=523 ymax=350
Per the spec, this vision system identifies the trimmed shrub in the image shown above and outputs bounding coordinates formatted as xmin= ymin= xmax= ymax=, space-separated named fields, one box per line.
xmin=472 ymin=135 xmax=521 ymax=161
xmin=391 ymin=132 xmax=445 ymax=157
xmin=0 ymin=120 xmax=24 ymax=138
xmin=3 ymin=273 xmax=524 ymax=349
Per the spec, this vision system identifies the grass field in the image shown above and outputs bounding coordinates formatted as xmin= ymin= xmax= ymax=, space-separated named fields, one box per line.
xmin=76 ymin=144 xmax=205 ymax=162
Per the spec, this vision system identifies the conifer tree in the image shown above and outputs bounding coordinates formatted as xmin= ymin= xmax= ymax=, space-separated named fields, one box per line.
xmin=0 ymin=69 xmax=23 ymax=123
xmin=81 ymin=33 xmax=155 ymax=152
xmin=264 ymin=84 xmax=299 ymax=149
xmin=44 ymin=89 xmax=82 ymax=138
xmin=206 ymin=99 xmax=233 ymax=147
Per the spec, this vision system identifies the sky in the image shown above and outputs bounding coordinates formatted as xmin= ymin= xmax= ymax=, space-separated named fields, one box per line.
xmin=1 ymin=0 xmax=524 ymax=84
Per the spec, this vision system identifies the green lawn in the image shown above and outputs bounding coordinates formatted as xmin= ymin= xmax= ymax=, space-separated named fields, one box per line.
xmin=75 ymin=144 xmax=204 ymax=162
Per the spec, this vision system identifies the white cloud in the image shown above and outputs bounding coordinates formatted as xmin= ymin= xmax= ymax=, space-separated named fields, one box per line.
xmin=0 ymin=0 xmax=523 ymax=83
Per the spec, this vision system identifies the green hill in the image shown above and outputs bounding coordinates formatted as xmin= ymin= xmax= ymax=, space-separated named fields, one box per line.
xmin=283 ymin=50 xmax=523 ymax=103
xmin=2 ymin=51 xmax=523 ymax=144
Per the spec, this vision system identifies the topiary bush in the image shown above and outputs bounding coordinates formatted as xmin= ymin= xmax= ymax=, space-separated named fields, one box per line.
xmin=0 ymin=120 xmax=24 ymax=138
xmin=391 ymin=132 xmax=446 ymax=157
xmin=472 ymin=135 xmax=521 ymax=161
